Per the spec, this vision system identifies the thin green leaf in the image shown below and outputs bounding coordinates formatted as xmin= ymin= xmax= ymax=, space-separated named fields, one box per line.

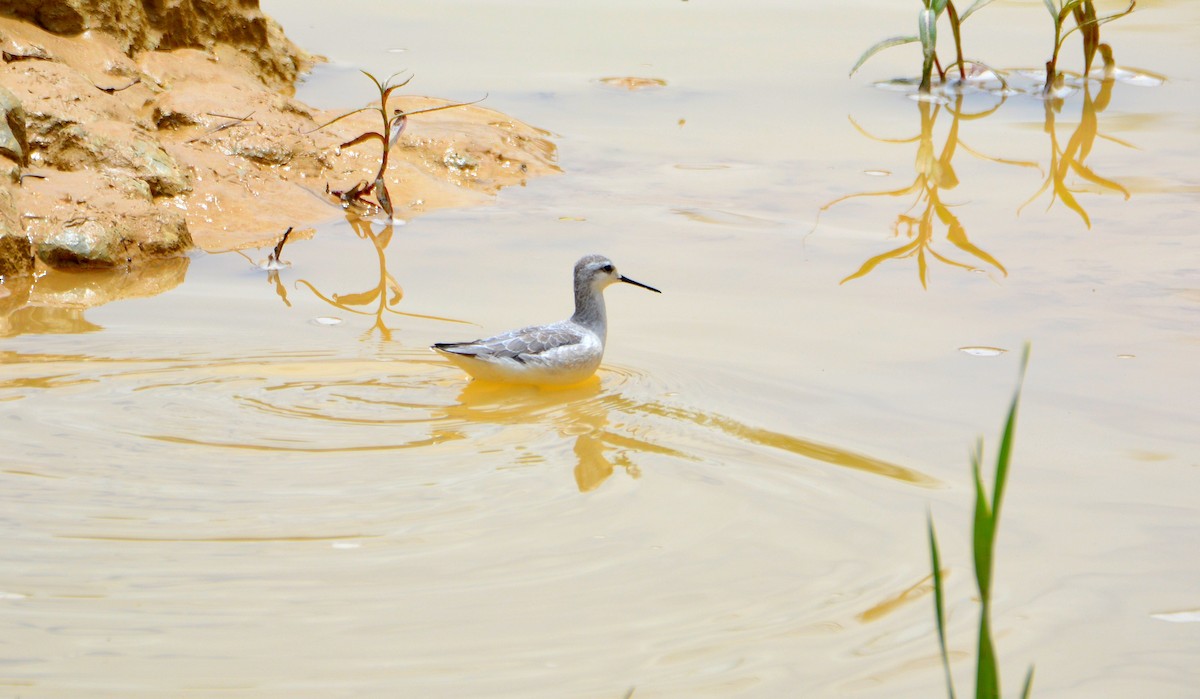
xmin=929 ymin=514 xmax=958 ymax=699
xmin=1020 ymin=665 xmax=1036 ymax=699
xmin=1042 ymin=0 xmax=1058 ymax=20
xmin=849 ymin=35 xmax=919 ymax=76
xmin=1060 ymin=0 xmax=1134 ymax=44
xmin=976 ymin=613 xmax=1000 ymax=699
xmin=932 ymin=0 xmax=950 ymax=16
xmin=959 ymin=0 xmax=1000 ymax=23
xmin=1058 ymin=0 xmax=1086 ymax=25
xmin=971 ymin=440 xmax=994 ymax=601
xmin=303 ymin=106 xmax=376 ymax=134
xmin=380 ymin=70 xmax=409 ymax=88
xmin=395 ymin=95 xmax=489 ymax=118
xmin=991 ymin=345 xmax=1029 ymax=522
xmin=359 ymin=70 xmax=384 ymax=94
xmin=919 ymin=9 xmax=938 ymax=57
xmin=380 ymin=74 xmax=416 ymax=104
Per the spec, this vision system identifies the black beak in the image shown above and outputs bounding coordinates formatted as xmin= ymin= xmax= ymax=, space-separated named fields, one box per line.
xmin=619 ymin=275 xmax=661 ymax=293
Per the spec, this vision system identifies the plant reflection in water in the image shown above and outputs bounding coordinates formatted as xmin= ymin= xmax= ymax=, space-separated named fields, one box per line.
xmin=828 ymin=70 xmax=1145 ymax=287
xmin=293 ymin=216 xmax=470 ymax=341
xmin=822 ymin=94 xmax=1028 ymax=289
xmin=1020 ymin=75 xmax=1131 ymax=228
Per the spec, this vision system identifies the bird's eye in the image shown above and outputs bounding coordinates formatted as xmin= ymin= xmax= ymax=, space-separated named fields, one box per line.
xmin=602 ymin=264 xmax=614 ymax=273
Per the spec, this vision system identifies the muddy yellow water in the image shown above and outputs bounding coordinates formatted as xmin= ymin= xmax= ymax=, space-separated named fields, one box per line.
xmin=3 ymin=1 xmax=1199 ymax=697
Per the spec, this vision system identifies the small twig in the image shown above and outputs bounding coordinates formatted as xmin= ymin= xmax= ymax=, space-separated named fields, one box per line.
xmin=93 ymin=77 xmax=140 ymax=94
xmin=185 ymin=111 xmax=256 ymax=143
xmin=269 ymin=227 xmax=293 ymax=264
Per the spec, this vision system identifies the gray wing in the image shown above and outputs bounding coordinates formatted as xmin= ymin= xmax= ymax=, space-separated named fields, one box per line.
xmin=433 ymin=323 xmax=584 ymax=364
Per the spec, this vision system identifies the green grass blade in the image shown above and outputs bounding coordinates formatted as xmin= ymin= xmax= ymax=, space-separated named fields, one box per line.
xmin=929 ymin=514 xmax=958 ymax=699
xmin=849 ymin=35 xmax=919 ymax=76
xmin=992 ymin=345 xmax=1030 ymax=521
xmin=976 ymin=612 xmax=1000 ymax=699
xmin=970 ymin=437 xmax=998 ymax=699
xmin=1020 ymin=665 xmax=1036 ymax=699
xmin=971 ymin=439 xmax=993 ymax=600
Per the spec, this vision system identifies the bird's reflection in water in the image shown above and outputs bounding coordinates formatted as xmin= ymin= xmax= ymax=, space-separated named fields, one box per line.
xmin=438 ymin=371 xmax=936 ymax=493
xmin=444 ymin=377 xmax=671 ymax=491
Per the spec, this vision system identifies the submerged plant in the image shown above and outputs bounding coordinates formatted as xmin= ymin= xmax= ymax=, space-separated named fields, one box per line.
xmin=1041 ymin=1 xmax=1135 ymax=94
xmin=850 ymin=0 xmax=999 ymax=93
xmin=928 ymin=345 xmax=1034 ymax=699
xmin=309 ymin=71 xmax=484 ymax=218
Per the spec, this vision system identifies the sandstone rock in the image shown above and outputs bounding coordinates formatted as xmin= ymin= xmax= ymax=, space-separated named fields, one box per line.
xmin=51 ymin=122 xmax=190 ymax=197
xmin=0 ymin=186 xmax=34 ymax=278
xmin=34 ymin=219 xmax=123 ymax=267
xmin=0 ymin=87 xmax=28 ymax=166
xmin=20 ymin=169 xmax=192 ymax=268
xmin=0 ymin=230 xmax=35 ymax=278
xmin=29 ymin=209 xmax=193 ymax=268
xmin=0 ymin=0 xmax=311 ymax=91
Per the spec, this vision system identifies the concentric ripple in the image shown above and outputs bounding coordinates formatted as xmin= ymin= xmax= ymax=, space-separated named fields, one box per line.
xmin=2 ymin=348 xmax=934 ymax=494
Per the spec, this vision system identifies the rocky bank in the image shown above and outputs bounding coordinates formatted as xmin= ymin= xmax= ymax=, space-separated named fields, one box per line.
xmin=0 ymin=0 xmax=559 ymax=278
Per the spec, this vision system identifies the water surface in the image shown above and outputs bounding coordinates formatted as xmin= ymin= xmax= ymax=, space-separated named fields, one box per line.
xmin=2 ymin=1 xmax=1199 ymax=696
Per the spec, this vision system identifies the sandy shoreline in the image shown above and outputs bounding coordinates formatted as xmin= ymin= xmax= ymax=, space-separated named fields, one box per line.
xmin=0 ymin=1 xmax=557 ymax=276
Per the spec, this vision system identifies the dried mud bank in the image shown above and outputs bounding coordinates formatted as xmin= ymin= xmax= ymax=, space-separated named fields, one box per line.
xmin=0 ymin=1 xmax=559 ymax=278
